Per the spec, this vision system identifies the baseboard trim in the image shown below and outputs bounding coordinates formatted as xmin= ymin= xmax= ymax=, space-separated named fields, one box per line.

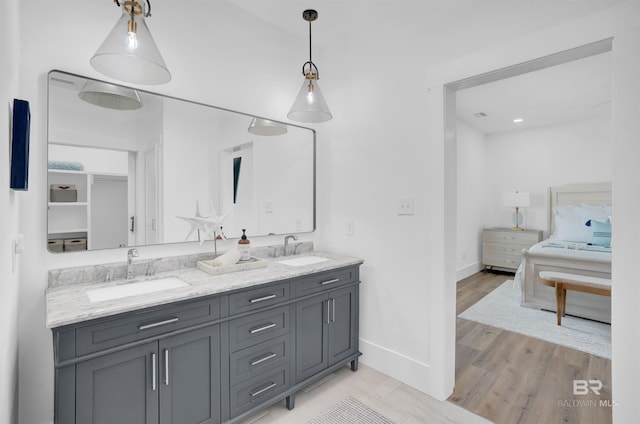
xmin=456 ymin=261 xmax=482 ymax=282
xmin=358 ymin=338 xmax=434 ymax=396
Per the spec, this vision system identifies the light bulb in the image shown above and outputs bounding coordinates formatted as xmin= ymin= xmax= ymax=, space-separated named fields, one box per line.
xmin=127 ymin=31 xmax=138 ymax=49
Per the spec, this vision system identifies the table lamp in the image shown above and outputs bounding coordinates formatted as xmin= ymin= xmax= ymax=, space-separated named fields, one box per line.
xmin=503 ymin=191 xmax=530 ymax=231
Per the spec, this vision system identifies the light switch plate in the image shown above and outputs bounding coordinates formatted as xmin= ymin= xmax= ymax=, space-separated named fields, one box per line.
xmin=397 ymin=198 xmax=414 ymax=215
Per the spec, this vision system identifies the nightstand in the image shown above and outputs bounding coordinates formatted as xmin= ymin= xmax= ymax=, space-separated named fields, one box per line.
xmin=482 ymin=228 xmax=542 ymax=272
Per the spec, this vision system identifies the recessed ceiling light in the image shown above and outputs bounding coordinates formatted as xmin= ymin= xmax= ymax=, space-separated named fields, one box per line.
xmin=513 ymin=118 xmax=524 ymax=123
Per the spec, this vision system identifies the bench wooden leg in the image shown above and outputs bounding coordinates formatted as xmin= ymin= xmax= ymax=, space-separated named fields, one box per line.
xmin=555 ymin=283 xmax=566 ymax=326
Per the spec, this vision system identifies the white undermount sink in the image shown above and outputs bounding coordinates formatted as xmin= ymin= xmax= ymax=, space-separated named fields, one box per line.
xmin=86 ymin=277 xmax=189 ymax=303
xmin=277 ymin=255 xmax=331 ymax=267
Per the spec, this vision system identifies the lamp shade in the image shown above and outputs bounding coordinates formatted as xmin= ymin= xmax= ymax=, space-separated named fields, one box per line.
xmin=503 ymin=192 xmax=531 ymax=208
xmin=287 ymin=74 xmax=332 ymax=123
xmin=78 ymin=80 xmax=142 ymax=110
xmin=90 ymin=6 xmax=171 ymax=85
xmin=247 ymin=118 xmax=288 ymax=136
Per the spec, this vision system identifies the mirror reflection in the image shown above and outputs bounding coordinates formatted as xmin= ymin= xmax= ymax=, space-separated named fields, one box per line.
xmin=47 ymin=70 xmax=315 ymax=253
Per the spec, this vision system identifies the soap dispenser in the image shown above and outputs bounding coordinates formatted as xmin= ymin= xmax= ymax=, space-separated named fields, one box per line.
xmin=238 ymin=229 xmax=251 ymax=261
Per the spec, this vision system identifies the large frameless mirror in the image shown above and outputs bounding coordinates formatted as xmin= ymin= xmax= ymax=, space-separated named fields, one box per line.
xmin=47 ymin=70 xmax=315 ymax=253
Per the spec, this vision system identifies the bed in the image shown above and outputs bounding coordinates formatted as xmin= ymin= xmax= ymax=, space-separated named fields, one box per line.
xmin=517 ymin=183 xmax=612 ymax=323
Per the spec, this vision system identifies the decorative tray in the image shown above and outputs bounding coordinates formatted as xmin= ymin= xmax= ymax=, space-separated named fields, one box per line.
xmin=196 ymin=256 xmax=268 ymax=276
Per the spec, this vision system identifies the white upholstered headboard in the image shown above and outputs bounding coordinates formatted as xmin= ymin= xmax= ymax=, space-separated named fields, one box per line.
xmin=548 ymin=182 xmax=612 ymax=235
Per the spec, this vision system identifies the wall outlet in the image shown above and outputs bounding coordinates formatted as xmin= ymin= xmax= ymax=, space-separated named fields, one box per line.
xmin=346 ymin=221 xmax=355 ymax=236
xmin=397 ymin=197 xmax=415 ymax=215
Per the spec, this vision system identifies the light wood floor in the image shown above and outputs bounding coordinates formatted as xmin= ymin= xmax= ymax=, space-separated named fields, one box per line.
xmin=449 ymin=271 xmax=612 ymax=424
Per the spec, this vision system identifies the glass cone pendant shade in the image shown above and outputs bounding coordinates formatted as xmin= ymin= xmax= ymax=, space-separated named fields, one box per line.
xmin=287 ymin=74 xmax=332 ymax=123
xmin=247 ymin=118 xmax=288 ymax=136
xmin=78 ymin=80 xmax=142 ymax=110
xmin=91 ymin=5 xmax=171 ymax=85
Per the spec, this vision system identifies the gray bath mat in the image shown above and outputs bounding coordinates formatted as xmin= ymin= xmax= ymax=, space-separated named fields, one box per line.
xmin=308 ymin=397 xmax=395 ymax=424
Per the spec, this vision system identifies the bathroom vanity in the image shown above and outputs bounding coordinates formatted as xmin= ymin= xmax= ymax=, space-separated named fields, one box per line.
xmin=46 ymin=251 xmax=362 ymax=424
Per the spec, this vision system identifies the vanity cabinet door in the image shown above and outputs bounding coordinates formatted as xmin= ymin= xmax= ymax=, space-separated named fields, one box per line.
xmin=295 ymin=285 xmax=359 ymax=383
xmin=76 ymin=342 xmax=159 ymax=424
xmin=159 ymin=325 xmax=221 ymax=424
xmin=295 ymin=293 xmax=329 ymax=382
xmin=327 ymin=285 xmax=358 ymax=366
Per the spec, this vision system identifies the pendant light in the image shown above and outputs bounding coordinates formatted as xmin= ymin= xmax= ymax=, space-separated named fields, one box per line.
xmin=91 ymin=0 xmax=171 ymax=85
xmin=247 ymin=118 xmax=288 ymax=136
xmin=78 ymin=80 xmax=143 ymax=110
xmin=287 ymin=9 xmax=332 ymax=123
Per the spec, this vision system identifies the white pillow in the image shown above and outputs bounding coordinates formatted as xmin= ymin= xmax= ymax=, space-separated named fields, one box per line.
xmin=554 ymin=214 xmax=591 ymax=243
xmin=552 ymin=204 xmax=611 ymax=243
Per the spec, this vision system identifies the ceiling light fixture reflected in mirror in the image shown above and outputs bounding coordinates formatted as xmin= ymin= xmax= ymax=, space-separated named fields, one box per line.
xmin=78 ymin=80 xmax=143 ymax=110
xmin=91 ymin=0 xmax=171 ymax=85
xmin=247 ymin=118 xmax=288 ymax=136
xmin=287 ymin=9 xmax=332 ymax=123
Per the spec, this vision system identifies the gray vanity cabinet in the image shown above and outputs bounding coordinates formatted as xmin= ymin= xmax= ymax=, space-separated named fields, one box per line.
xmin=52 ymin=263 xmax=362 ymax=424
xmin=295 ymin=284 xmax=359 ymax=383
xmin=73 ymin=325 xmax=221 ymax=424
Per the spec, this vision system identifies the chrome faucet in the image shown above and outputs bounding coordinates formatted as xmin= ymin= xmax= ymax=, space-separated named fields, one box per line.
xmin=127 ymin=248 xmax=138 ymax=279
xmin=283 ymin=235 xmax=299 ymax=256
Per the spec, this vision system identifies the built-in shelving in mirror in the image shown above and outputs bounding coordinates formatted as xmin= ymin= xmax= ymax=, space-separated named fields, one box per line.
xmin=47 ymin=70 xmax=315 ymax=253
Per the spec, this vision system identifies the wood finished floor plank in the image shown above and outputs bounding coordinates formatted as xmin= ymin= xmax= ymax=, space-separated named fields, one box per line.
xmin=450 ymin=271 xmax=612 ymax=424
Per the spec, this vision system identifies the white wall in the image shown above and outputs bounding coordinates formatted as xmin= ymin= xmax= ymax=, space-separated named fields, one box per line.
xmin=483 ymin=115 xmax=612 ymax=236
xmin=456 ymin=121 xmax=487 ymax=280
xmin=0 ymin=3 xmax=21 ymax=423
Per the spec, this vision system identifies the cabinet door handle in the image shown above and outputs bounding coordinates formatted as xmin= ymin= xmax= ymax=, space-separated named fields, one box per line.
xmin=331 ymin=298 xmax=336 ymax=323
xmin=249 ymin=294 xmax=277 ymax=304
xmin=138 ymin=317 xmax=179 ymax=330
xmin=250 ymin=323 xmax=277 ymax=334
xmin=250 ymin=382 xmax=277 ymax=397
xmin=163 ymin=349 xmax=170 ymax=386
xmin=151 ymin=353 xmax=157 ymax=391
xmin=325 ymin=300 xmax=330 ymax=324
xmin=321 ymin=278 xmax=340 ymax=286
xmin=250 ymin=352 xmax=277 ymax=366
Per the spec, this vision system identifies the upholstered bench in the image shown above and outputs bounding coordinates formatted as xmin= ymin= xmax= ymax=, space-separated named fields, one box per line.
xmin=538 ymin=271 xmax=612 ymax=325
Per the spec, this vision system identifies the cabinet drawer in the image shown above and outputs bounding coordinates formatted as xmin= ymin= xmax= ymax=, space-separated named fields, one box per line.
xmin=228 ymin=282 xmax=290 ymax=316
xmin=483 ymin=241 xmax=526 ymax=255
xmin=230 ymin=334 xmax=290 ymax=386
xmin=229 ymin=306 xmax=290 ymax=352
xmin=483 ymin=230 xmax=540 ymax=245
xmin=229 ymin=365 xmax=290 ymax=418
xmin=483 ymin=253 xmax=522 ymax=269
xmin=73 ymin=296 xmax=220 ymax=358
xmin=293 ymin=266 xmax=358 ymax=298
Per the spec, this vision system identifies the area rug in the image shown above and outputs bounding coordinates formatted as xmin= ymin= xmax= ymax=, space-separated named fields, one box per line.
xmin=458 ymin=280 xmax=611 ymax=359
xmin=308 ymin=397 xmax=395 ymax=424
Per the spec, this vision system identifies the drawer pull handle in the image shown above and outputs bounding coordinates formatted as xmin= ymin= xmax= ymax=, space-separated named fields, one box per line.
xmin=249 ymin=294 xmax=277 ymax=304
xmin=250 ymin=382 xmax=277 ymax=397
xmin=250 ymin=323 xmax=277 ymax=334
xmin=504 ymin=248 xmax=514 ymax=251
xmin=250 ymin=352 xmax=277 ymax=366
xmin=321 ymin=278 xmax=340 ymax=286
xmin=151 ymin=353 xmax=157 ymax=391
xmin=138 ymin=317 xmax=179 ymax=331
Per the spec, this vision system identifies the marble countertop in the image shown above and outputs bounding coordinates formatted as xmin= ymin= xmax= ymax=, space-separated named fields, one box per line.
xmin=45 ymin=251 xmax=363 ymax=329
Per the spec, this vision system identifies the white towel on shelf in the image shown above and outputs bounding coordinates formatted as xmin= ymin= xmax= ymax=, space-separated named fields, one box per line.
xmin=210 ymin=248 xmax=242 ymax=267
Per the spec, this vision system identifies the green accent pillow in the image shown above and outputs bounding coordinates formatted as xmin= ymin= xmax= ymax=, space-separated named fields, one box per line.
xmin=590 ymin=218 xmax=612 ymax=247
